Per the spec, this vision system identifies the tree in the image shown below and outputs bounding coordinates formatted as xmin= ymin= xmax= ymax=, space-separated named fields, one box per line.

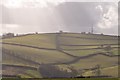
xmin=38 ymin=64 xmax=78 ymax=78
xmin=94 ymin=64 xmax=101 ymax=76
xmin=104 ymin=45 xmax=112 ymax=55
xmin=91 ymin=64 xmax=101 ymax=77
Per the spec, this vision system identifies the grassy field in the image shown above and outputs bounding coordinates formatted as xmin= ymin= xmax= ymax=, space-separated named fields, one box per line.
xmin=2 ymin=33 xmax=119 ymax=78
xmin=83 ymin=66 xmax=119 ymax=77
xmin=70 ymin=54 xmax=118 ymax=69
xmin=3 ymin=44 xmax=74 ymax=64
xmin=18 ymin=70 xmax=41 ymax=78
xmin=3 ymin=34 xmax=56 ymax=49
xmin=62 ymin=48 xmax=119 ymax=57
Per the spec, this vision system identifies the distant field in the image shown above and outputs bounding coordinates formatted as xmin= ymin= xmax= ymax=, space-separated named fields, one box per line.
xmin=63 ymin=48 xmax=119 ymax=57
xmin=61 ymin=33 xmax=118 ymax=39
xmin=3 ymin=33 xmax=118 ymax=48
xmin=2 ymin=33 xmax=119 ymax=78
xmin=60 ymin=36 xmax=117 ymax=45
xmin=3 ymin=34 xmax=56 ymax=49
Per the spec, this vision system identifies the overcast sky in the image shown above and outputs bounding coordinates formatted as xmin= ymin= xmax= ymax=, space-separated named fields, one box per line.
xmin=0 ymin=0 xmax=118 ymax=35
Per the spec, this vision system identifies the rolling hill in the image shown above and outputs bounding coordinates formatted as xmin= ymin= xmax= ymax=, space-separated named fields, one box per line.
xmin=1 ymin=32 xmax=119 ymax=78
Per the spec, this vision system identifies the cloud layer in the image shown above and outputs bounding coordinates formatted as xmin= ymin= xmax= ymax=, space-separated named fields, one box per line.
xmin=1 ymin=1 xmax=118 ymax=35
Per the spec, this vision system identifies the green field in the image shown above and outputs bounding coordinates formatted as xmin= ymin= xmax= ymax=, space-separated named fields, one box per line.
xmin=3 ymin=34 xmax=56 ymax=49
xmin=83 ymin=66 xmax=119 ymax=77
xmin=2 ymin=33 xmax=119 ymax=78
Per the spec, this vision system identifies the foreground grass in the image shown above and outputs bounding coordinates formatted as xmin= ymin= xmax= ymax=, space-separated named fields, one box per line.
xmin=18 ymin=70 xmax=41 ymax=78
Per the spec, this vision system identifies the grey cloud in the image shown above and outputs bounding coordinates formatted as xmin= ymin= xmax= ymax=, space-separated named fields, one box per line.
xmin=1 ymin=2 xmax=118 ymax=35
xmin=55 ymin=2 xmax=101 ymax=32
xmin=55 ymin=2 xmax=117 ymax=34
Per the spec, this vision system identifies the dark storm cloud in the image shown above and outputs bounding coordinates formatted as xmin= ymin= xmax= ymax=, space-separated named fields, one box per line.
xmin=55 ymin=2 xmax=118 ymax=33
xmin=57 ymin=2 xmax=99 ymax=25
xmin=55 ymin=2 xmax=101 ymax=32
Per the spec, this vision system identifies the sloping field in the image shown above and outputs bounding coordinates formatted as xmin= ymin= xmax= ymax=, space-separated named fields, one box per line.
xmin=3 ymin=50 xmax=39 ymax=67
xmin=83 ymin=66 xmax=119 ymax=77
xmin=3 ymin=33 xmax=118 ymax=48
xmin=61 ymin=33 xmax=118 ymax=39
xmin=2 ymin=33 xmax=119 ymax=78
xmin=3 ymin=64 xmax=41 ymax=78
xmin=69 ymin=54 xmax=118 ymax=69
xmin=2 ymin=33 xmax=119 ymax=56
xmin=62 ymin=48 xmax=119 ymax=57
xmin=3 ymin=44 xmax=74 ymax=65
xmin=3 ymin=34 xmax=57 ymax=49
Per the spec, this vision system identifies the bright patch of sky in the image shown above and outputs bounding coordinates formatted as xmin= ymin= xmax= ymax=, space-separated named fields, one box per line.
xmin=1 ymin=0 xmax=65 ymax=8
xmin=97 ymin=3 xmax=118 ymax=29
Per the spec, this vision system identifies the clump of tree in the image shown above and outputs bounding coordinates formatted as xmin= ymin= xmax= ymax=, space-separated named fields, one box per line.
xmin=38 ymin=64 xmax=79 ymax=78
xmin=2 ymin=33 xmax=14 ymax=39
xmin=92 ymin=64 xmax=101 ymax=76
xmin=81 ymin=32 xmax=86 ymax=34
xmin=103 ymin=45 xmax=113 ymax=55
xmin=100 ymin=45 xmax=113 ymax=55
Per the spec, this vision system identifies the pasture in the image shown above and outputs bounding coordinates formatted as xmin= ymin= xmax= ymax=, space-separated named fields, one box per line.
xmin=2 ymin=33 xmax=119 ymax=78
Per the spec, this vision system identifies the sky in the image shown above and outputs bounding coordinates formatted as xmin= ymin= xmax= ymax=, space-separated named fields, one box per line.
xmin=0 ymin=0 xmax=119 ymax=35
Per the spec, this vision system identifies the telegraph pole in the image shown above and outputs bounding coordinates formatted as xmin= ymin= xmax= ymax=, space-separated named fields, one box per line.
xmin=91 ymin=25 xmax=94 ymax=34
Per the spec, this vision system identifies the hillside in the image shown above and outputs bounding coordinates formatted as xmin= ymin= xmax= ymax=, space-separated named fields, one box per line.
xmin=83 ymin=66 xmax=119 ymax=77
xmin=2 ymin=33 xmax=119 ymax=78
